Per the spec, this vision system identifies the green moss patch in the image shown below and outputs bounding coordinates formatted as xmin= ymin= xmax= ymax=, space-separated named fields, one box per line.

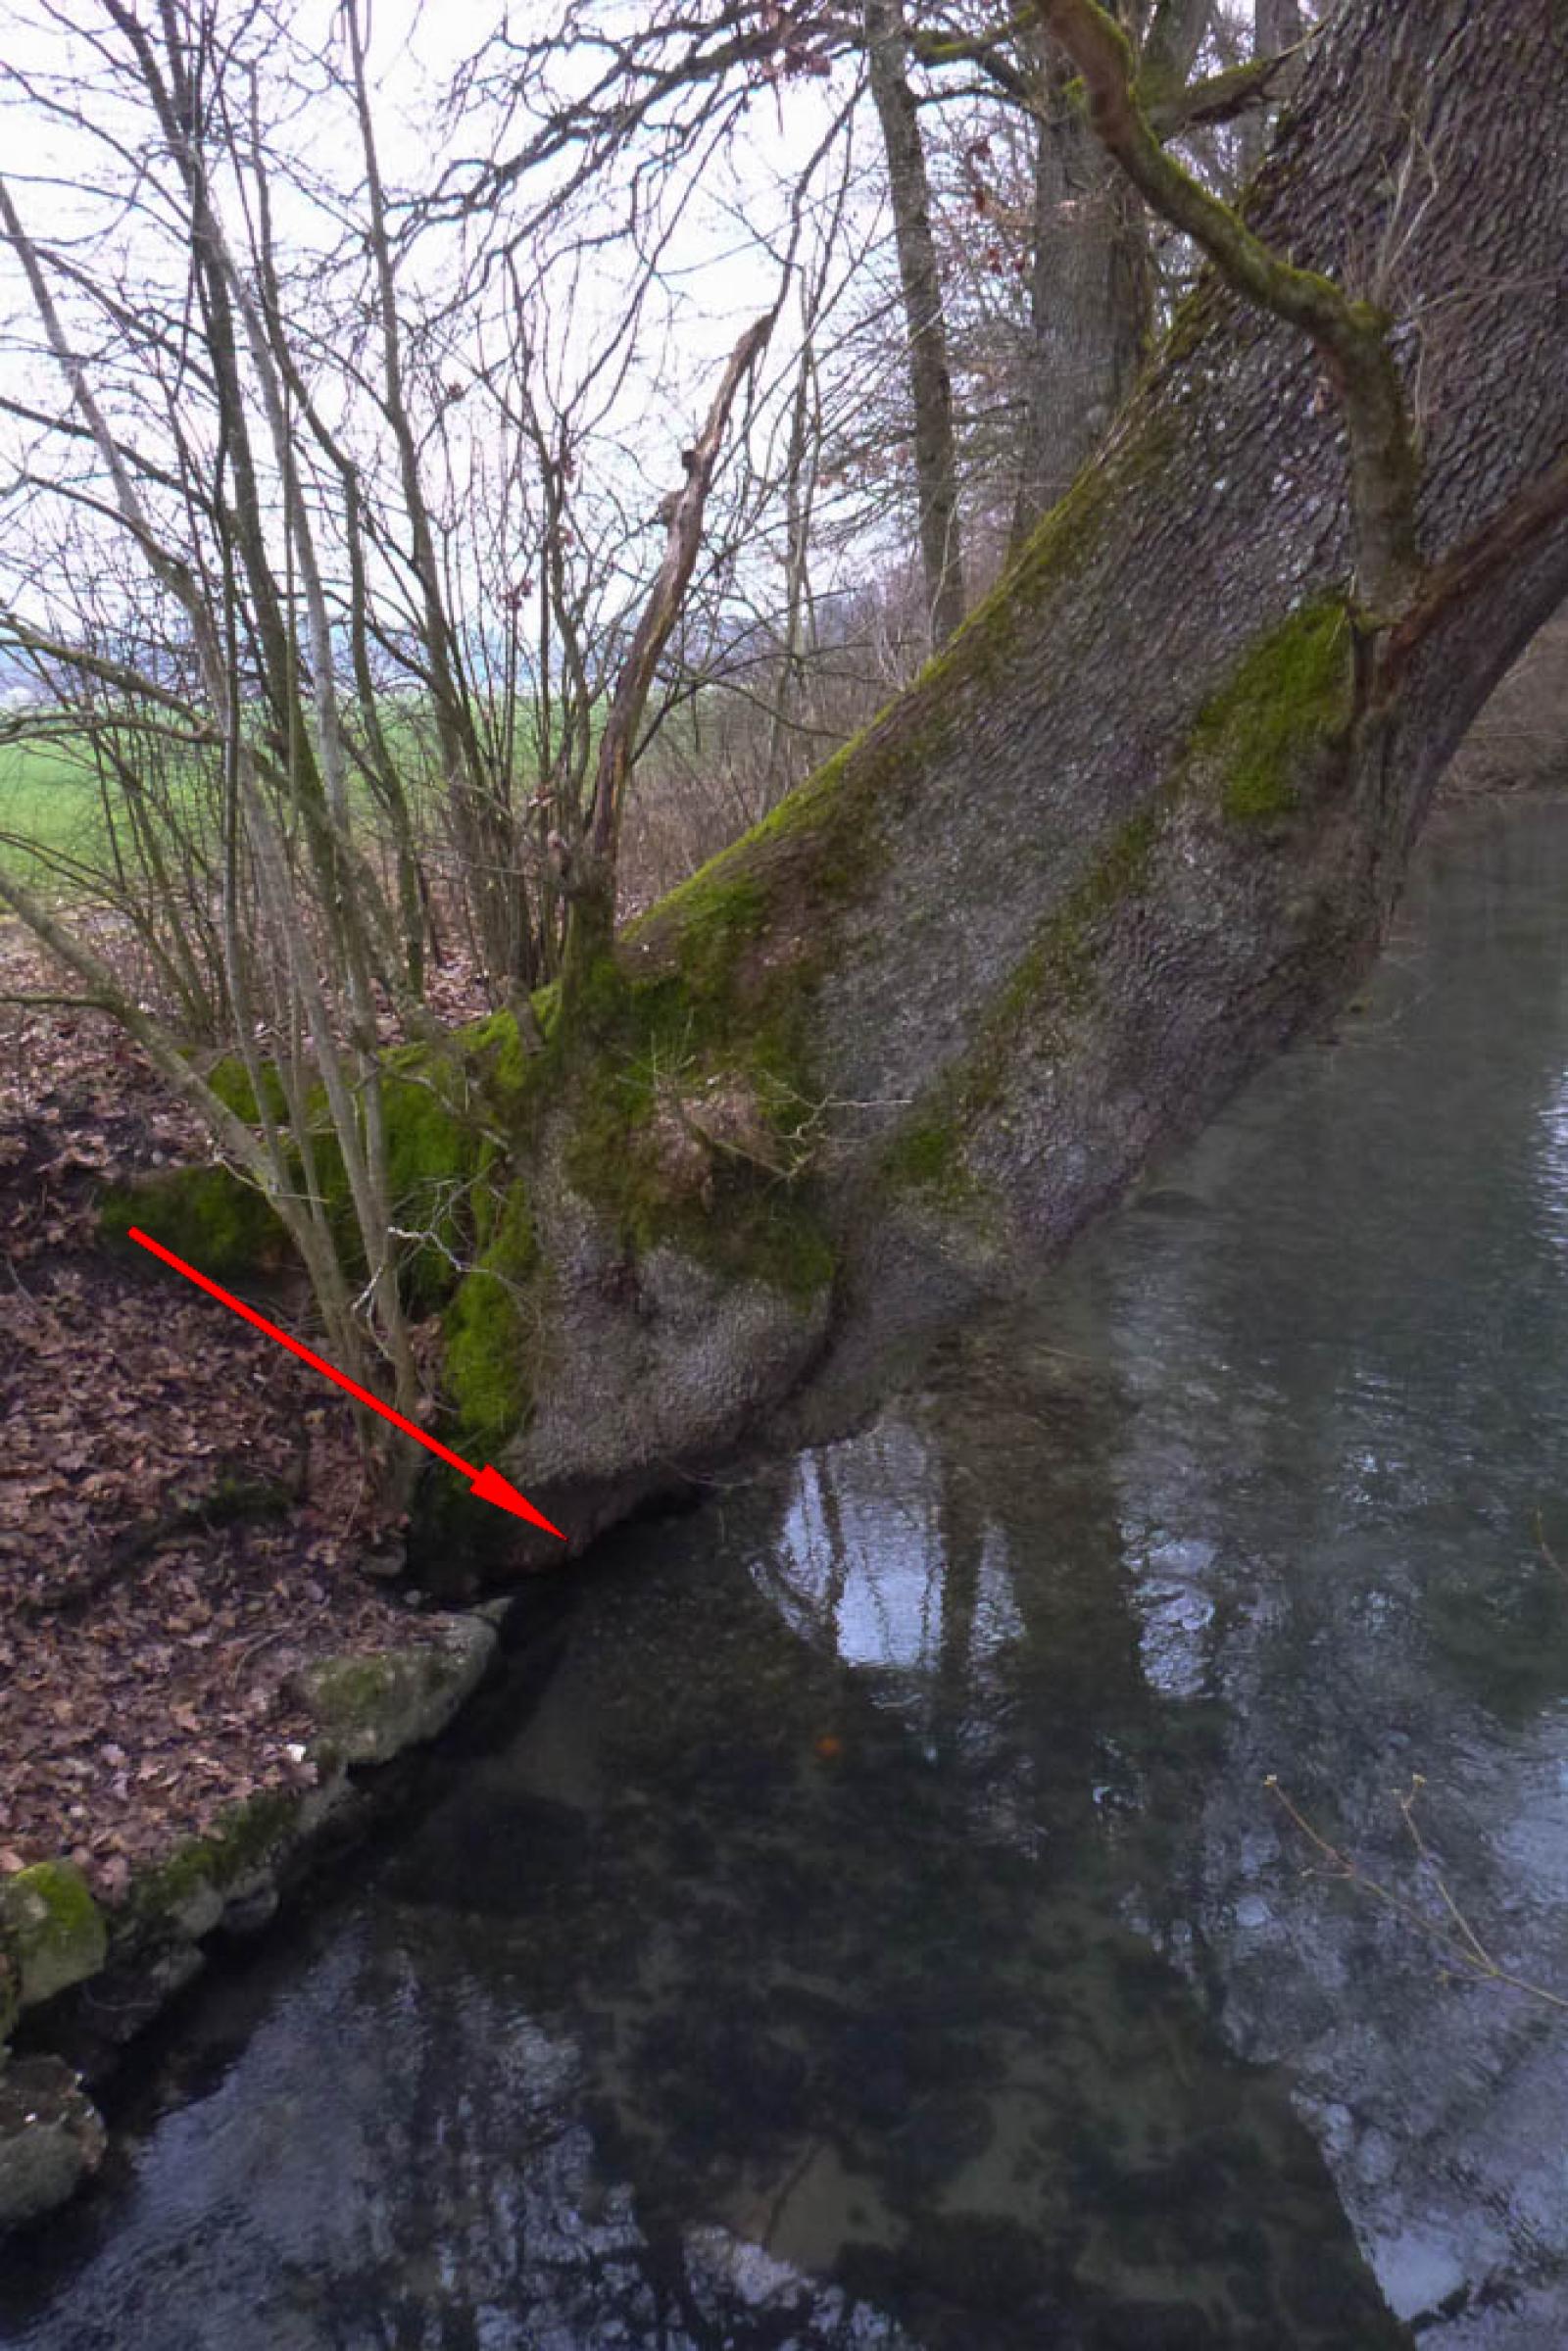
xmin=296 ymin=1622 xmax=495 ymax=1766
xmin=442 ymin=947 xmax=837 ymax=1459
xmin=564 ymin=1079 xmax=835 ymax=1307
xmin=628 ymin=712 xmax=899 ymax=1012
xmin=881 ymin=598 xmax=1359 ymax=1200
xmin=665 ymin=874 xmax=768 ymax=998
xmin=1001 ymin=800 xmax=1161 ymax=1030
xmin=443 ymin=1182 xmax=543 ymax=1456
xmin=125 ymin=1789 xmax=303 ymax=1938
xmin=374 ymin=1068 xmax=473 ymax=1311
xmin=103 ymin=1010 xmax=546 ymax=1311
xmin=0 ymin=1861 xmax=108 ymax=2009
xmin=100 ymin=1161 xmax=289 ymax=1277
xmin=203 ymin=1053 xmax=289 ymax=1125
xmin=555 ymin=954 xmax=835 ymax=1309
xmin=1188 ymin=601 xmax=1355 ymax=823
xmin=880 ymin=1112 xmax=983 ymax=1208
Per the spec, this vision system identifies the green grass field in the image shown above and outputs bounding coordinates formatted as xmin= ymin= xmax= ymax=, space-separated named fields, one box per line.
xmin=0 ymin=719 xmax=409 ymax=892
xmin=0 ymin=690 xmax=680 ymax=899
xmin=0 ymin=735 xmax=115 ymax=885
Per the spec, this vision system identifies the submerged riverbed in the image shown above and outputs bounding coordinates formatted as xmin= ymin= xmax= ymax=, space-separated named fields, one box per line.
xmin=7 ymin=801 xmax=1568 ymax=2348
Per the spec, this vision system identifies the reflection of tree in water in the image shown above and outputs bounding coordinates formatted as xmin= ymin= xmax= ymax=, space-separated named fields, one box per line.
xmin=6 ymin=1329 xmax=1413 ymax=2351
xmin=371 ymin=1336 xmax=1407 ymax=2351
xmin=0 ymin=1906 xmax=925 ymax=2351
xmin=1043 ymin=812 xmax=1568 ymax=2342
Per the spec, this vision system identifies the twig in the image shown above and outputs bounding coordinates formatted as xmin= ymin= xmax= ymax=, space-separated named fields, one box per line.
xmin=1265 ymin=1773 xmax=1568 ymax=2013
xmin=0 ymin=991 xmax=118 ymax=1010
xmin=1536 ymin=1512 xmax=1568 ymax=1592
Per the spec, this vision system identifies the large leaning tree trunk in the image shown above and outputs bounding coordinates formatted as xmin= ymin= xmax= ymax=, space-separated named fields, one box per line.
xmin=438 ymin=0 xmax=1568 ymax=1566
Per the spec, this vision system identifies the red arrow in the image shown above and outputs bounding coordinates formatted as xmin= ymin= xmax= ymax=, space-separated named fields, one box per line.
xmin=126 ymin=1226 xmax=564 ymax=1540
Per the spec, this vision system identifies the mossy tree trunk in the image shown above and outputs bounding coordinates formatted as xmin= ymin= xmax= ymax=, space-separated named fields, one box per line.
xmin=453 ymin=0 xmax=1568 ymax=1559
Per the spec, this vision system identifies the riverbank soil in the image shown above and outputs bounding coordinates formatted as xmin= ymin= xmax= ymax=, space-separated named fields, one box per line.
xmin=0 ymin=919 xmax=448 ymax=1902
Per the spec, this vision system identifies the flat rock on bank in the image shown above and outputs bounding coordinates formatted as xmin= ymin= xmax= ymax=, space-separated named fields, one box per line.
xmin=0 ymin=1614 xmax=496 ymax=2229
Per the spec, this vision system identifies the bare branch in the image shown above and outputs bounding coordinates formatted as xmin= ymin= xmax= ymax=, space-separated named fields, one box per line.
xmin=583 ymin=312 xmax=777 ymax=893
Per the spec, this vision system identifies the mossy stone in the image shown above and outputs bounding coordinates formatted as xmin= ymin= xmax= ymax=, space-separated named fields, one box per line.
xmin=203 ymin=1053 xmax=289 ymax=1125
xmin=123 ymin=1788 xmax=304 ymax=1940
xmin=296 ymin=1619 xmax=496 ymax=1766
xmin=0 ymin=1944 xmax=18 ymax=2045
xmin=0 ymin=2056 xmax=108 ymax=2228
xmin=102 ymin=1006 xmax=543 ymax=1308
xmin=0 ymin=1862 xmax=108 ymax=2009
xmin=100 ymin=1161 xmax=289 ymax=1277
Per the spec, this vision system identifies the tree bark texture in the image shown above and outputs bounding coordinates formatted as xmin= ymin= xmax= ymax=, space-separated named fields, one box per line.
xmin=1256 ymin=0 xmax=1306 ymax=52
xmin=1006 ymin=0 xmax=1215 ymax=543
xmin=1010 ymin=85 xmax=1152 ymax=546
xmin=1239 ymin=0 xmax=1310 ymax=173
xmin=467 ymin=0 xmax=1568 ymax=1560
xmin=863 ymin=0 xmax=968 ymax=644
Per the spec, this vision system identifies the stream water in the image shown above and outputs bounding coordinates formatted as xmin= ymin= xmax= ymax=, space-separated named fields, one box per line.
xmin=7 ymin=801 xmax=1568 ymax=2350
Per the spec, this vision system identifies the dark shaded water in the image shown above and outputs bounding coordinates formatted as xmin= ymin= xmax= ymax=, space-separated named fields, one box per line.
xmin=8 ymin=803 xmax=1568 ymax=2349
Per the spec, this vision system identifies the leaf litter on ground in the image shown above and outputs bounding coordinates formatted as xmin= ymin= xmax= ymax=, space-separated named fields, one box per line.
xmin=0 ymin=917 xmax=484 ymax=1900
